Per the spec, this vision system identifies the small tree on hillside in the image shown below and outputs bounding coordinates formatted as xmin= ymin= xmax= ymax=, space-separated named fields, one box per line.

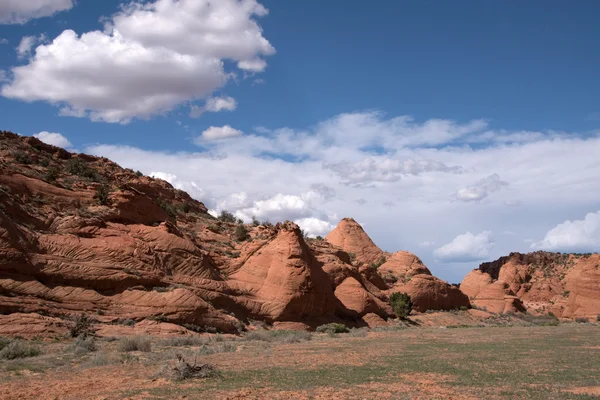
xmin=218 ymin=210 xmax=236 ymax=223
xmin=235 ymin=224 xmax=249 ymax=242
xmin=390 ymin=292 xmax=412 ymax=319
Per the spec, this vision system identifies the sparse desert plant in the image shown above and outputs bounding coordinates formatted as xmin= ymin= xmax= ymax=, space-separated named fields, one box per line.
xmin=66 ymin=158 xmax=96 ymax=180
xmin=13 ymin=150 xmax=32 ymax=164
xmin=575 ymin=317 xmax=589 ymax=323
xmin=597 ymin=314 xmax=600 ymax=322
xmin=243 ymin=330 xmax=312 ymax=343
xmin=459 ymin=305 xmax=469 ymax=311
xmin=118 ymin=336 xmax=152 ymax=352
xmin=68 ymin=314 xmax=96 ymax=338
xmin=370 ymin=256 xmax=386 ymax=270
xmin=95 ymin=184 xmax=111 ymax=206
xmin=389 ymin=292 xmax=412 ymax=319
xmin=316 ymin=323 xmax=349 ymax=334
xmin=70 ymin=335 xmax=97 ymax=353
xmin=159 ymin=354 xmax=220 ymax=381
xmin=348 ymin=327 xmax=369 ymax=337
xmin=0 ymin=341 xmax=41 ymax=360
xmin=135 ymin=170 xmax=143 ymax=177
xmin=252 ymin=216 xmax=260 ymax=226
xmin=161 ymin=336 xmax=211 ymax=347
xmin=0 ymin=337 xmax=10 ymax=351
xmin=235 ymin=224 xmax=249 ymax=241
xmin=159 ymin=200 xmax=177 ymax=218
xmin=218 ymin=210 xmax=236 ymax=223
xmin=44 ymin=165 xmax=60 ymax=182
xmin=197 ymin=342 xmax=237 ymax=355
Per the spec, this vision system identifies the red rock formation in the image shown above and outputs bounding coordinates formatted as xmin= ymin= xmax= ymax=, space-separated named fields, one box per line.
xmin=461 ymin=251 xmax=600 ymax=318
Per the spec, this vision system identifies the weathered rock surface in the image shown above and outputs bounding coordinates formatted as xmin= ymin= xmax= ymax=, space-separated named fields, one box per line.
xmin=461 ymin=252 xmax=600 ymax=319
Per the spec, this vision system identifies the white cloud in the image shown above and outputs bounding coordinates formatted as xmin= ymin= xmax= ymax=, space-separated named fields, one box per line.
xmin=326 ymin=157 xmax=462 ymax=187
xmin=296 ymin=217 xmax=334 ymax=238
xmin=150 ymin=171 xmax=177 ymax=185
xmin=33 ymin=131 xmax=71 ymax=148
xmin=434 ymin=231 xmax=494 ymax=262
xmin=419 ymin=241 xmax=435 ymax=247
xmin=198 ymin=125 xmax=243 ymax=141
xmin=84 ymin=111 xmax=600 ymax=282
xmin=454 ymin=173 xmax=508 ymax=202
xmin=531 ymin=211 xmax=600 ymax=252
xmin=1 ymin=0 xmax=274 ymax=123
xmin=0 ymin=0 xmax=73 ymax=24
xmin=0 ymin=38 xmax=8 ymax=45
xmin=190 ymin=96 xmax=237 ymax=118
xmin=16 ymin=35 xmax=46 ymax=58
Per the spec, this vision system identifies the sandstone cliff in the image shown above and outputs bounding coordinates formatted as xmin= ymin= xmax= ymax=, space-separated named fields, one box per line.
xmin=461 ymin=251 xmax=600 ymax=319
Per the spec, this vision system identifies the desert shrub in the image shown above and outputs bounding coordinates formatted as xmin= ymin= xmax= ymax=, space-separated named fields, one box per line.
xmin=371 ymin=324 xmax=407 ymax=332
xmin=235 ymin=224 xmax=249 ymax=242
xmin=153 ymin=286 xmax=170 ymax=293
xmin=44 ymin=165 xmax=60 ymax=182
xmin=13 ymin=150 xmax=32 ymax=164
xmin=161 ymin=336 xmax=210 ymax=347
xmin=243 ymin=330 xmax=312 ymax=343
xmin=218 ymin=210 xmax=236 ymax=223
xmin=370 ymin=256 xmax=386 ymax=270
xmin=159 ymin=200 xmax=177 ymax=218
xmin=135 ymin=170 xmax=143 ymax=177
xmin=66 ymin=158 xmax=96 ymax=180
xmin=389 ymin=292 xmax=412 ymax=319
xmin=316 ymin=235 xmax=323 ymax=240
xmin=0 ymin=337 xmax=10 ymax=351
xmin=70 ymin=335 xmax=97 ymax=353
xmin=179 ymin=202 xmax=191 ymax=214
xmin=575 ymin=317 xmax=589 ymax=323
xmin=197 ymin=342 xmax=237 ymax=355
xmin=316 ymin=323 xmax=349 ymax=334
xmin=459 ymin=305 xmax=469 ymax=311
xmin=348 ymin=327 xmax=369 ymax=338
xmin=68 ymin=314 xmax=95 ymax=338
xmin=0 ymin=341 xmax=41 ymax=360
xmin=159 ymin=355 xmax=220 ymax=381
xmin=514 ymin=313 xmax=559 ymax=326
xmin=347 ymin=252 xmax=356 ymax=263
xmin=118 ymin=336 xmax=152 ymax=352
xmin=597 ymin=314 xmax=600 ymax=322
xmin=117 ymin=318 xmax=136 ymax=327
xmin=95 ymin=185 xmax=111 ymax=206
xmin=252 ymin=216 xmax=260 ymax=226
xmin=206 ymin=224 xmax=221 ymax=233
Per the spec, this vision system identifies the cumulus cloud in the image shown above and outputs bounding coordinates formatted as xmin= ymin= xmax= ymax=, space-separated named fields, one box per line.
xmin=16 ymin=35 xmax=46 ymax=58
xmin=0 ymin=0 xmax=73 ymax=24
xmin=85 ymin=111 xmax=600 ymax=281
xmin=198 ymin=125 xmax=243 ymax=141
xmin=0 ymin=38 xmax=8 ymax=45
xmin=190 ymin=96 xmax=237 ymax=118
xmin=531 ymin=211 xmax=600 ymax=252
xmin=295 ymin=217 xmax=334 ymax=238
xmin=454 ymin=173 xmax=508 ymax=202
xmin=33 ymin=131 xmax=72 ymax=148
xmin=434 ymin=231 xmax=494 ymax=262
xmin=1 ymin=0 xmax=274 ymax=123
xmin=326 ymin=157 xmax=462 ymax=186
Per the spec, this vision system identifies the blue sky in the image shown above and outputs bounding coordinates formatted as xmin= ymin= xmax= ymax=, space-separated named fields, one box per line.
xmin=1 ymin=0 xmax=599 ymax=282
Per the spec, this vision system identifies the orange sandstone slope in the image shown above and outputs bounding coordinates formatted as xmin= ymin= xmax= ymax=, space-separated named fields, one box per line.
xmin=326 ymin=218 xmax=470 ymax=312
xmin=0 ymin=131 xmax=408 ymax=336
xmin=461 ymin=251 xmax=600 ymax=319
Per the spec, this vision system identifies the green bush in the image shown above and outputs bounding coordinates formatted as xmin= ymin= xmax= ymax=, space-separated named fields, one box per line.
xmin=159 ymin=200 xmax=177 ymax=218
xmin=389 ymin=292 xmax=412 ymax=319
xmin=13 ymin=151 xmax=32 ymax=164
xmin=68 ymin=314 xmax=95 ymax=338
xmin=459 ymin=305 xmax=469 ymax=311
xmin=0 ymin=341 xmax=41 ymax=360
xmin=70 ymin=335 xmax=97 ymax=353
xmin=235 ymin=224 xmax=249 ymax=241
xmin=218 ymin=210 xmax=236 ymax=223
xmin=316 ymin=323 xmax=349 ymax=334
xmin=118 ymin=336 xmax=152 ymax=352
xmin=95 ymin=185 xmax=111 ymax=206
xmin=252 ymin=216 xmax=260 ymax=226
xmin=66 ymin=158 xmax=96 ymax=180
xmin=370 ymin=256 xmax=386 ymax=270
xmin=44 ymin=166 xmax=60 ymax=183
xmin=135 ymin=170 xmax=143 ymax=177
xmin=243 ymin=330 xmax=312 ymax=343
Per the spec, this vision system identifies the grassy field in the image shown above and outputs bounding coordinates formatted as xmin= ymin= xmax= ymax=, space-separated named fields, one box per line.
xmin=1 ymin=324 xmax=599 ymax=399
